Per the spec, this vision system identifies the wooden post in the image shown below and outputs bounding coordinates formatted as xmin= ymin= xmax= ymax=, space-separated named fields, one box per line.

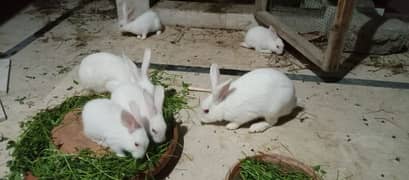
xmin=323 ymin=0 xmax=355 ymax=71
xmin=255 ymin=0 xmax=268 ymax=11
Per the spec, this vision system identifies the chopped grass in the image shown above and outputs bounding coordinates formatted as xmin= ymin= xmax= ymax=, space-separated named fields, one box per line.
xmin=6 ymin=71 xmax=189 ymax=180
xmin=239 ymin=159 xmax=313 ymax=180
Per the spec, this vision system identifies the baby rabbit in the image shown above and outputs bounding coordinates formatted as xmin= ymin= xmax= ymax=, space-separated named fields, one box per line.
xmin=111 ymin=84 xmax=167 ymax=143
xmin=240 ymin=25 xmax=284 ymax=55
xmin=78 ymin=52 xmax=139 ymax=92
xmin=120 ymin=2 xmax=162 ymax=40
xmin=82 ymin=99 xmax=149 ymax=158
xmin=200 ymin=64 xmax=297 ymax=133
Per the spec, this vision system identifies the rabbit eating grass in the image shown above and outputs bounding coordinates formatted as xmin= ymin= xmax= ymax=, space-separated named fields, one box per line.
xmin=82 ymin=99 xmax=149 ymax=159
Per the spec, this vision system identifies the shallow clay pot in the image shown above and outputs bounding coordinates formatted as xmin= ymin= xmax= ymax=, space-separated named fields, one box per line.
xmin=51 ymin=109 xmax=108 ymax=154
xmin=225 ymin=153 xmax=321 ymax=180
xmin=25 ymin=109 xmax=181 ymax=180
xmin=133 ymin=122 xmax=180 ymax=180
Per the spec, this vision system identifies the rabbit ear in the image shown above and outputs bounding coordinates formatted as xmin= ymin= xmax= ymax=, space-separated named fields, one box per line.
xmin=214 ymin=79 xmax=232 ymax=102
xmin=142 ymin=89 xmax=157 ymax=116
xmin=121 ymin=0 xmax=136 ymax=23
xmin=121 ymin=109 xmax=141 ymax=133
xmin=122 ymin=52 xmax=132 ymax=63
xmin=129 ymin=100 xmax=150 ymax=128
xmin=210 ymin=64 xmax=220 ymax=92
xmin=123 ymin=54 xmax=141 ymax=81
xmin=120 ymin=0 xmax=128 ymax=24
xmin=141 ymin=48 xmax=152 ymax=79
xmin=269 ymin=27 xmax=278 ymax=38
xmin=154 ymin=86 xmax=165 ymax=113
xmin=129 ymin=101 xmax=141 ymax=117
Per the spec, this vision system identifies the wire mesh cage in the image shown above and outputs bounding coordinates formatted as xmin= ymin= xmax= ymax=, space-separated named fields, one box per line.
xmin=267 ymin=0 xmax=334 ymax=34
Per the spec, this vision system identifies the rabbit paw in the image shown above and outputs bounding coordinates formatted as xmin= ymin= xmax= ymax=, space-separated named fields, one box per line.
xmin=240 ymin=42 xmax=251 ymax=48
xmin=115 ymin=152 xmax=126 ymax=157
xmin=96 ymin=140 xmax=107 ymax=147
xmin=156 ymin=30 xmax=162 ymax=35
xmin=226 ymin=122 xmax=240 ymax=130
xmin=255 ymin=48 xmax=273 ymax=54
xmin=249 ymin=122 xmax=271 ymax=133
xmin=141 ymin=34 xmax=147 ymax=40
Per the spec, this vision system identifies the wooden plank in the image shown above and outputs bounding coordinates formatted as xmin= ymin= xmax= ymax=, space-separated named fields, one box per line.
xmin=323 ymin=0 xmax=355 ymax=71
xmin=0 ymin=98 xmax=6 ymax=121
xmin=255 ymin=11 xmax=324 ymax=69
xmin=255 ymin=0 xmax=268 ymax=11
xmin=0 ymin=58 xmax=10 ymax=93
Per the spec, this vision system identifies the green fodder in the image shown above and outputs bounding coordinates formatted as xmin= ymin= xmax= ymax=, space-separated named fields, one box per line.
xmin=239 ymin=159 xmax=313 ymax=180
xmin=7 ymin=71 xmax=189 ymax=180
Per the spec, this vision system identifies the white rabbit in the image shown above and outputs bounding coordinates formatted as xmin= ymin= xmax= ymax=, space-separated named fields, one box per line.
xmin=111 ymin=83 xmax=167 ymax=143
xmin=120 ymin=2 xmax=162 ymax=40
xmin=200 ymin=64 xmax=297 ymax=133
xmin=82 ymin=98 xmax=149 ymax=158
xmin=240 ymin=25 xmax=284 ymax=55
xmin=78 ymin=52 xmax=138 ymax=92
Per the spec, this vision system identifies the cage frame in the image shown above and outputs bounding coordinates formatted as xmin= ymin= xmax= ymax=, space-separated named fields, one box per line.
xmin=255 ymin=0 xmax=355 ymax=72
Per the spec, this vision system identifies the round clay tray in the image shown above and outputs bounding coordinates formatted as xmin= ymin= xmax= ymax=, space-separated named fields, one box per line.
xmin=225 ymin=153 xmax=321 ymax=180
xmin=25 ymin=109 xmax=181 ymax=180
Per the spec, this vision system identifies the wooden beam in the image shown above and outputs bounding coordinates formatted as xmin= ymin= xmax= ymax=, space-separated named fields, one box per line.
xmin=255 ymin=0 xmax=268 ymax=11
xmin=0 ymin=58 xmax=10 ymax=93
xmin=255 ymin=11 xmax=324 ymax=69
xmin=323 ymin=0 xmax=355 ymax=71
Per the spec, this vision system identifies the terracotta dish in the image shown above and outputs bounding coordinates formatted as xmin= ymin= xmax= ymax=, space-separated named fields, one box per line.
xmin=225 ymin=153 xmax=321 ymax=180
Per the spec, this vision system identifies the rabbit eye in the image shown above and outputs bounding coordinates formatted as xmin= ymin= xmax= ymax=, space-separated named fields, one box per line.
xmin=203 ymin=109 xmax=209 ymax=114
xmin=134 ymin=143 xmax=139 ymax=147
xmin=276 ymin=45 xmax=280 ymax=49
xmin=152 ymin=129 xmax=157 ymax=134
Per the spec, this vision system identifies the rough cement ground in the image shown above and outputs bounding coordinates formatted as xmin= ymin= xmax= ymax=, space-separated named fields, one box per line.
xmin=0 ymin=0 xmax=409 ymax=179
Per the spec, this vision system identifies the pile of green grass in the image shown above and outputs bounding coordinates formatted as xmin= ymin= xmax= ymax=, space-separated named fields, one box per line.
xmin=239 ymin=158 xmax=321 ymax=180
xmin=6 ymin=71 xmax=189 ymax=180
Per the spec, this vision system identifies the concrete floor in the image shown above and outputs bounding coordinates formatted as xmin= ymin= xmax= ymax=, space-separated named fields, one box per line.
xmin=1 ymin=0 xmax=409 ymax=179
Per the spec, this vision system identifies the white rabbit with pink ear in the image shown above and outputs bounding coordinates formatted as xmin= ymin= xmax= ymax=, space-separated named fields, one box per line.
xmin=200 ymin=64 xmax=297 ymax=133
xmin=119 ymin=2 xmax=162 ymax=39
xmin=82 ymin=99 xmax=149 ymax=158
xmin=240 ymin=25 xmax=284 ymax=55
xmin=111 ymin=84 xmax=167 ymax=143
